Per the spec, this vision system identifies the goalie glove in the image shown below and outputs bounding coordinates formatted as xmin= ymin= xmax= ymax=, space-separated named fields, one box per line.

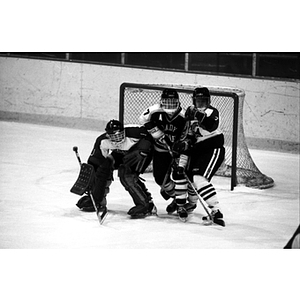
xmin=123 ymin=149 xmax=149 ymax=167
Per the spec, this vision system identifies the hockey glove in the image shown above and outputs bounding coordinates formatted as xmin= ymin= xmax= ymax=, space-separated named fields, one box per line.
xmin=158 ymin=134 xmax=172 ymax=148
xmin=172 ymin=140 xmax=189 ymax=155
xmin=185 ymin=106 xmax=197 ymax=120
xmin=185 ymin=106 xmax=205 ymax=123
xmin=173 ymin=165 xmax=185 ymax=176
xmin=123 ymin=150 xmax=148 ymax=167
xmin=172 ymin=154 xmax=188 ymax=178
xmin=147 ymin=125 xmax=164 ymax=140
xmin=147 ymin=125 xmax=171 ymax=147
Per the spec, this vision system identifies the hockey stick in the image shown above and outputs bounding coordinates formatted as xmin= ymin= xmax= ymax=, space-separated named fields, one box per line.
xmin=160 ymin=157 xmax=175 ymax=199
xmin=72 ymin=146 xmax=107 ymax=225
xmin=183 ymin=174 xmax=213 ymax=225
xmin=73 ymin=146 xmax=82 ymax=165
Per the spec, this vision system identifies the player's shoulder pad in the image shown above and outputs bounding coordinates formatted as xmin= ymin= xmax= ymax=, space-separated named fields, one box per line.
xmin=139 ymin=103 xmax=163 ymax=124
xmin=95 ymin=132 xmax=108 ymax=144
xmin=149 ymin=103 xmax=163 ymax=112
xmin=142 ymin=103 xmax=164 ymax=116
xmin=100 ymin=132 xmax=108 ymax=139
xmin=178 ymin=107 xmax=186 ymax=118
xmin=205 ymin=106 xmax=218 ymax=117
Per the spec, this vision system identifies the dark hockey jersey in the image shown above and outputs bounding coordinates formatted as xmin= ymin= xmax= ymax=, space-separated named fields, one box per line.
xmin=181 ymin=105 xmax=223 ymax=147
xmin=139 ymin=103 xmax=186 ymax=152
xmin=87 ymin=126 xmax=151 ymax=167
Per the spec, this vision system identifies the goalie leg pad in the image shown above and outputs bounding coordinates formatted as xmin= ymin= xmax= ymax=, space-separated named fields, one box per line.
xmin=92 ymin=158 xmax=113 ymax=206
xmin=70 ymin=163 xmax=95 ymax=196
xmin=118 ymin=164 xmax=152 ymax=215
xmin=127 ymin=204 xmax=150 ymax=216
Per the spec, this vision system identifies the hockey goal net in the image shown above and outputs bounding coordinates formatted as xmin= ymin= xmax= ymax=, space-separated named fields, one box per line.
xmin=119 ymin=82 xmax=274 ymax=190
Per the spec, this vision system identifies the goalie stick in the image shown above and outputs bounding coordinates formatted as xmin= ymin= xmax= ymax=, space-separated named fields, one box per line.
xmin=71 ymin=146 xmax=108 ymax=225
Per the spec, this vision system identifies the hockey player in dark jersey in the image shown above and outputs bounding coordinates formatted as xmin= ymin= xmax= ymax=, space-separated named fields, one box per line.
xmin=171 ymin=87 xmax=226 ymax=226
xmin=139 ymin=88 xmax=188 ymax=213
xmin=76 ymin=119 xmax=156 ymax=218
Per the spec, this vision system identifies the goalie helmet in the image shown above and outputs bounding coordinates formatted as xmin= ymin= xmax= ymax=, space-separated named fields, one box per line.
xmin=105 ymin=119 xmax=125 ymax=145
xmin=192 ymin=87 xmax=211 ymax=110
xmin=160 ymin=88 xmax=180 ymax=115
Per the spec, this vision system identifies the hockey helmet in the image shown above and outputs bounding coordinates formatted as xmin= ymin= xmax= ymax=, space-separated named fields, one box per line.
xmin=192 ymin=87 xmax=211 ymax=110
xmin=105 ymin=119 xmax=125 ymax=144
xmin=160 ymin=88 xmax=180 ymax=115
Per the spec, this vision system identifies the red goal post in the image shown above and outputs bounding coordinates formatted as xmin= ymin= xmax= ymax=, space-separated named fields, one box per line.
xmin=119 ymin=82 xmax=274 ymax=190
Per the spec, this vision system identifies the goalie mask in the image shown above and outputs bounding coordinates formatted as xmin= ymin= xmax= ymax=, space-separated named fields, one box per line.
xmin=160 ymin=88 xmax=180 ymax=115
xmin=192 ymin=87 xmax=211 ymax=111
xmin=105 ymin=119 xmax=125 ymax=145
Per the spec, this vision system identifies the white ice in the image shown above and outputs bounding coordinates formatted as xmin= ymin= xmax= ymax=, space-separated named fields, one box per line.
xmin=0 ymin=120 xmax=299 ymax=249
xmin=1 ymin=120 xmax=299 ymax=300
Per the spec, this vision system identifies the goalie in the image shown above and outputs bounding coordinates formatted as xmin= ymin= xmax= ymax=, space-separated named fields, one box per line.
xmin=76 ymin=119 xmax=156 ymax=219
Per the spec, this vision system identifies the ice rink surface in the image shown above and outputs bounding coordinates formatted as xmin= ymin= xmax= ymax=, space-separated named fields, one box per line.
xmin=0 ymin=120 xmax=299 ymax=300
xmin=0 ymin=120 xmax=299 ymax=249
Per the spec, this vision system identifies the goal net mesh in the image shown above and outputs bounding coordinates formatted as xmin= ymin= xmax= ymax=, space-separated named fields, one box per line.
xmin=120 ymin=83 xmax=274 ymax=189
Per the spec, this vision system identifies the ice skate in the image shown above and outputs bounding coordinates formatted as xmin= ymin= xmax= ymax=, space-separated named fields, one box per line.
xmin=202 ymin=209 xmax=225 ymax=227
xmin=184 ymin=203 xmax=197 ymax=213
xmin=96 ymin=205 xmax=108 ymax=224
xmin=166 ymin=199 xmax=178 ymax=214
xmin=177 ymin=206 xmax=188 ymax=222
xmin=128 ymin=201 xmax=157 ymax=219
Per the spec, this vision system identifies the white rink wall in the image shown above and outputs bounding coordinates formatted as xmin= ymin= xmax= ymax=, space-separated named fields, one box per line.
xmin=0 ymin=56 xmax=299 ymax=152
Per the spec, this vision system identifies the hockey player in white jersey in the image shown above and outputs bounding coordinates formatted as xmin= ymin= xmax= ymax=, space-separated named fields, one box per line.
xmin=76 ymin=119 xmax=156 ymax=218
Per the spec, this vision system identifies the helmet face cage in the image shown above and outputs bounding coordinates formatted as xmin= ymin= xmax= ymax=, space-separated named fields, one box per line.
xmin=160 ymin=97 xmax=179 ymax=114
xmin=193 ymin=96 xmax=210 ymax=110
xmin=105 ymin=120 xmax=125 ymax=145
xmin=107 ymin=130 xmax=125 ymax=145
xmin=160 ymin=88 xmax=180 ymax=115
xmin=192 ymin=87 xmax=210 ymax=111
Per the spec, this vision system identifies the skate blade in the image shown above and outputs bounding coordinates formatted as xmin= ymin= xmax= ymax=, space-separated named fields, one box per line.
xmin=203 ymin=219 xmax=225 ymax=227
xmin=203 ymin=219 xmax=213 ymax=226
xmin=179 ymin=217 xmax=188 ymax=223
xmin=167 ymin=211 xmax=177 ymax=215
xmin=130 ymin=211 xmax=158 ymax=219
xmin=97 ymin=208 xmax=108 ymax=225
